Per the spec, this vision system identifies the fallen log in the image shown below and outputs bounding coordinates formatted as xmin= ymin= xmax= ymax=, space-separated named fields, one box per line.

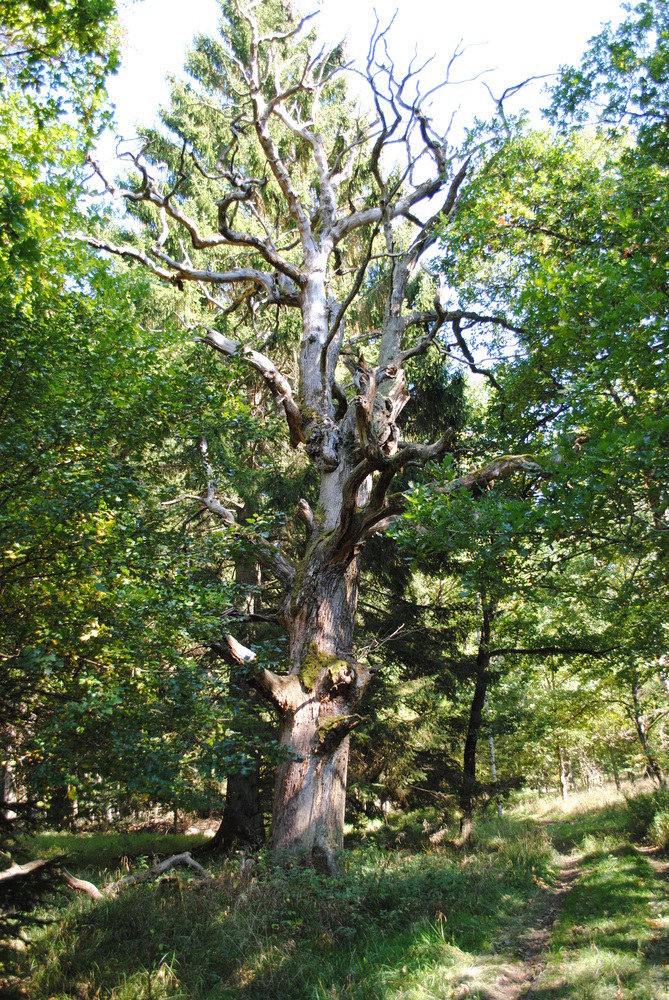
xmin=61 ymin=869 xmax=104 ymax=901
xmin=0 ymin=858 xmax=58 ymax=885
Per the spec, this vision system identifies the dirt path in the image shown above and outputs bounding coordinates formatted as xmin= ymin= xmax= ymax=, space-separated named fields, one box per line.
xmin=481 ymin=853 xmax=583 ymax=1000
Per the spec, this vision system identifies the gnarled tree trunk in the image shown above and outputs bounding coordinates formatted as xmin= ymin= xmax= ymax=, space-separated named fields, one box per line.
xmin=271 ymin=556 xmax=363 ymax=860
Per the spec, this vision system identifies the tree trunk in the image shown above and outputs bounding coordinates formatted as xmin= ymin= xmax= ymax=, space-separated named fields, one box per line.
xmin=631 ymin=669 xmax=664 ymax=786
xmin=459 ymin=671 xmax=488 ymax=842
xmin=609 ymin=746 xmax=621 ymax=791
xmin=211 ymin=554 xmax=266 ymax=853
xmin=47 ymin=784 xmax=74 ymax=830
xmin=271 ymin=553 xmax=364 ymax=865
xmin=557 ymin=742 xmax=571 ymax=800
xmin=485 ymin=693 xmax=503 ymax=819
xmin=458 ymin=603 xmax=494 ymax=844
xmin=207 ymin=767 xmax=265 ymax=852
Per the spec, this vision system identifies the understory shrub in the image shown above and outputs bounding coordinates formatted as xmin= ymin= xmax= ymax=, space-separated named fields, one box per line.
xmin=625 ymin=789 xmax=669 ymax=843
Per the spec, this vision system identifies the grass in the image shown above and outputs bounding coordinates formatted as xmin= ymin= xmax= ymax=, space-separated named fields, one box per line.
xmin=13 ymin=831 xmax=209 ymax=872
xmin=3 ymin=784 xmax=668 ymax=999
xmin=515 ymin=781 xmax=669 ymax=999
xmin=535 ymin=845 xmax=668 ymax=999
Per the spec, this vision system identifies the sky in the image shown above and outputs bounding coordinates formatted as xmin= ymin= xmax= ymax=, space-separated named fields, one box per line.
xmin=102 ymin=0 xmax=625 ymax=158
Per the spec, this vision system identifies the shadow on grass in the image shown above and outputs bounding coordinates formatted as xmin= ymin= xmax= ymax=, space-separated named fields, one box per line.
xmin=18 ymin=798 xmax=669 ymax=1000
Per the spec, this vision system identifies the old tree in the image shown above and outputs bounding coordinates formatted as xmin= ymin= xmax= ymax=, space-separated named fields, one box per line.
xmin=88 ymin=1 xmax=540 ymax=863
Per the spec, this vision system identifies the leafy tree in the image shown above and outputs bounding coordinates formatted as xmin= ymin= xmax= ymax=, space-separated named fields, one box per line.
xmin=0 ymin=0 xmax=257 ymax=830
xmin=549 ymin=0 xmax=669 ymax=164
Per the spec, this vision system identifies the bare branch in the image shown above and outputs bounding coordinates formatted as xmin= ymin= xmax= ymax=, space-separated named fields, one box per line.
xmin=82 ymin=235 xmax=295 ymax=301
xmin=86 ymin=152 xmax=304 ymax=285
xmin=449 ymin=316 xmax=504 ymax=393
xmin=197 ymin=328 xmax=304 ymax=448
xmin=107 ymin=853 xmax=213 ymax=893
xmin=439 ymin=454 xmax=547 ymax=497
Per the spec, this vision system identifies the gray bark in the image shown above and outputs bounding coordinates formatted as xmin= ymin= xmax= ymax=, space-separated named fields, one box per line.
xmin=485 ymin=693 xmax=503 ymax=819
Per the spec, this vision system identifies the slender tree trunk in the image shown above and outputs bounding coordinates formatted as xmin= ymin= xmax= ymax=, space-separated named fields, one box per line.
xmin=458 ymin=603 xmax=494 ymax=844
xmin=609 ymin=746 xmax=621 ymax=791
xmin=658 ymin=660 xmax=669 ymax=702
xmin=557 ymin=740 xmax=572 ymax=802
xmin=631 ymin=669 xmax=664 ymax=786
xmin=459 ymin=672 xmax=488 ymax=842
xmin=485 ymin=693 xmax=503 ymax=819
xmin=0 ymin=764 xmax=15 ymax=825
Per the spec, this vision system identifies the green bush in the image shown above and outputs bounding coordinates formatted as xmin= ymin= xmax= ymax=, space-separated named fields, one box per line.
xmin=650 ymin=808 xmax=669 ymax=850
xmin=625 ymin=789 xmax=669 ymax=841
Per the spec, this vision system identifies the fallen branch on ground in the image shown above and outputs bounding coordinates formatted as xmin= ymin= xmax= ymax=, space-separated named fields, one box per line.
xmin=1 ymin=851 xmax=212 ymax=908
xmin=106 ymin=852 xmax=213 ymax=894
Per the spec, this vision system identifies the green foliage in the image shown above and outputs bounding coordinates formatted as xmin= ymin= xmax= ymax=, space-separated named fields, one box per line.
xmin=549 ymin=0 xmax=669 ymax=163
xmin=0 ymin=0 xmax=119 ymax=128
xmin=625 ymin=788 xmax=669 ymax=842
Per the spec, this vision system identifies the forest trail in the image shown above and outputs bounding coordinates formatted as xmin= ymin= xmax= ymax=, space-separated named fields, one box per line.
xmin=472 ymin=790 xmax=669 ymax=1000
xmin=482 ymin=852 xmax=583 ymax=1000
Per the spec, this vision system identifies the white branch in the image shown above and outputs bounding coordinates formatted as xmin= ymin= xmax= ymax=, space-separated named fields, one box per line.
xmin=198 ymin=328 xmax=304 ymax=448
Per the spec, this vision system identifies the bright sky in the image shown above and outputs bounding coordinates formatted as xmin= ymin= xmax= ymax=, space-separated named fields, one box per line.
xmin=105 ymin=0 xmax=624 ymax=152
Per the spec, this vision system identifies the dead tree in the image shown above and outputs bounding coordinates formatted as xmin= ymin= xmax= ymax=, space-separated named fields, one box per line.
xmin=85 ymin=1 xmax=540 ymax=864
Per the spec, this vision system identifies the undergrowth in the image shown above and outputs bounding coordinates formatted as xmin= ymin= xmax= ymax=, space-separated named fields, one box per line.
xmin=3 ymin=784 xmax=668 ymax=999
xmin=11 ymin=819 xmax=552 ymax=1000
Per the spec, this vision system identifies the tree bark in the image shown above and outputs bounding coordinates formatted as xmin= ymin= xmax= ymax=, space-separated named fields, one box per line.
xmin=210 ymin=553 xmax=266 ymax=853
xmin=609 ymin=746 xmax=621 ymax=791
xmin=485 ymin=693 xmax=503 ymax=819
xmin=557 ymin=742 xmax=572 ymax=799
xmin=270 ymin=547 xmax=366 ymax=865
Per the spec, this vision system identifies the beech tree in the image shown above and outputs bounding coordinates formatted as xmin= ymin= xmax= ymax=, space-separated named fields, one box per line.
xmin=87 ymin=0 xmax=542 ymax=864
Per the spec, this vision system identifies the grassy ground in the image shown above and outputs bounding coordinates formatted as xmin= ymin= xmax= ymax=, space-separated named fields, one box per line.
xmin=526 ymin=785 xmax=669 ymax=1000
xmin=3 ymin=784 xmax=668 ymax=999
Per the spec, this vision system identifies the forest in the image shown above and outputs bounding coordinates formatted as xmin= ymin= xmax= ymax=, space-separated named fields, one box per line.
xmin=0 ymin=0 xmax=667 ymax=997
